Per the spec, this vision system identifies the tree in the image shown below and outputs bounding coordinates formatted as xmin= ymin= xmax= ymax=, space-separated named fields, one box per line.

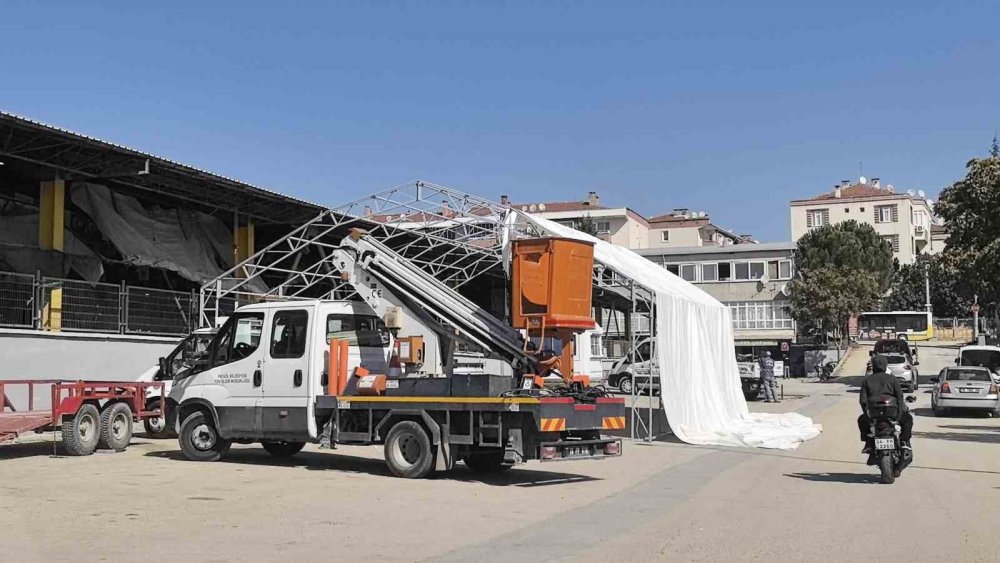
xmin=576 ymin=214 xmax=599 ymax=236
xmin=935 ymin=144 xmax=1000 ymax=325
xmin=789 ymin=268 xmax=883 ymax=357
xmin=882 ymin=254 xmax=973 ymax=318
xmin=789 ymin=221 xmax=895 ymax=356
xmin=793 ymin=220 xmax=896 ymax=291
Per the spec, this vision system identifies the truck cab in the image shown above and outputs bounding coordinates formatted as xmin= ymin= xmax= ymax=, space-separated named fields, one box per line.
xmin=169 ymin=300 xmax=395 ymax=444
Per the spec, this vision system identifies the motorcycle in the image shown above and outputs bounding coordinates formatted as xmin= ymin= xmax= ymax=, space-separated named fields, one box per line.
xmin=866 ymin=395 xmax=917 ymax=484
xmin=816 ymin=360 xmax=837 ymax=381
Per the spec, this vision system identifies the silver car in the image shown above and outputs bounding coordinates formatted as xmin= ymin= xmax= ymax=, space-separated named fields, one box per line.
xmin=867 ymin=352 xmax=919 ymax=392
xmin=931 ymin=367 xmax=1000 ymax=417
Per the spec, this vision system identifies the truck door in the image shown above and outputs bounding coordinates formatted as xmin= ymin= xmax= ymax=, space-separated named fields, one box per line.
xmin=261 ymin=308 xmax=311 ymax=440
xmin=209 ymin=311 xmax=266 ymax=438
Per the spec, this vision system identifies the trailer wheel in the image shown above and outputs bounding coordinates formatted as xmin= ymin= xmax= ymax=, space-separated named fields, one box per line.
xmin=143 ymin=399 xmax=176 ymax=439
xmin=384 ymin=420 xmax=434 ymax=479
xmin=98 ymin=402 xmax=133 ymax=451
xmin=178 ymin=411 xmax=231 ymax=462
xmin=261 ymin=441 xmax=306 ymax=457
xmin=62 ymin=403 xmax=101 ymax=456
xmin=462 ymin=449 xmax=509 ymax=473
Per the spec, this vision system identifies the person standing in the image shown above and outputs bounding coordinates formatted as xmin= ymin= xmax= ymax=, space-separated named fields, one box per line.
xmin=759 ymin=351 xmax=779 ymax=403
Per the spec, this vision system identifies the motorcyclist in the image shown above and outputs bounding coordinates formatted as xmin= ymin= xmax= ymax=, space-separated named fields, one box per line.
xmin=857 ymin=354 xmax=913 ymax=453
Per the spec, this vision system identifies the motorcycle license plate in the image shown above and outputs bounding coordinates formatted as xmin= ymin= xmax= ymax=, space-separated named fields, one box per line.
xmin=874 ymin=438 xmax=895 ymax=451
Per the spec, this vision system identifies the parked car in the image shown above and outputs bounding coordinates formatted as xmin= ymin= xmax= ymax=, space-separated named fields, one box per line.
xmin=136 ymin=327 xmax=217 ymax=437
xmin=931 ymin=367 xmax=1000 ymax=417
xmin=607 ymin=337 xmax=659 ymax=395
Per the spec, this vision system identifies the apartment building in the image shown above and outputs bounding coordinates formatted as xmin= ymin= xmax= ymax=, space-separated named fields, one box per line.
xmin=789 ymin=177 xmax=935 ymax=264
xmin=505 ymin=192 xmax=650 ymax=250
xmin=636 ymin=242 xmax=797 ymax=353
xmin=508 ymin=192 xmax=754 ymax=251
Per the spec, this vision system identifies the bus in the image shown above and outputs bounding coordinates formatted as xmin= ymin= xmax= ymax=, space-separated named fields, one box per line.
xmin=856 ymin=311 xmax=934 ymax=342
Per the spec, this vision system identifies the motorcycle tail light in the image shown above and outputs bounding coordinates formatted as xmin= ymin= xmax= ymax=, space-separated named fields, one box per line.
xmin=941 ymin=382 xmax=951 ymax=394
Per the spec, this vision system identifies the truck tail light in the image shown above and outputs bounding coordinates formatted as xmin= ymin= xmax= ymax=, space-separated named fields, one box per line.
xmin=541 ymin=446 xmax=558 ymax=460
xmin=604 ymin=441 xmax=621 ymax=456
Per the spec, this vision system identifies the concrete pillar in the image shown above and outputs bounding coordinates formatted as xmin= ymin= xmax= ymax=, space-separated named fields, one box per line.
xmin=39 ymin=179 xmax=65 ymax=330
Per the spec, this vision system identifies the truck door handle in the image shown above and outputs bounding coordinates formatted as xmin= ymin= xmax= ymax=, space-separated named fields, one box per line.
xmin=293 ymin=369 xmax=303 ymax=387
xmin=253 ymin=369 xmax=262 ymax=387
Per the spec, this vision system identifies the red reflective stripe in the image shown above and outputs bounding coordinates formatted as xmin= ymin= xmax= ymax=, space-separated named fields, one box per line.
xmin=573 ymin=404 xmax=596 ymax=411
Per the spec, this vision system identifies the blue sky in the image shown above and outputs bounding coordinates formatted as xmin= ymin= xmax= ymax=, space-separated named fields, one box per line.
xmin=3 ymin=1 xmax=998 ymax=241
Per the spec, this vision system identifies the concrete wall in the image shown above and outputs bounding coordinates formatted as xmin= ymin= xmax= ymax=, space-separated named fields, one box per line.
xmin=0 ymin=330 xmax=180 ymax=410
xmin=535 ymin=208 xmax=649 ymax=250
xmin=647 ymin=225 xmax=702 ymax=248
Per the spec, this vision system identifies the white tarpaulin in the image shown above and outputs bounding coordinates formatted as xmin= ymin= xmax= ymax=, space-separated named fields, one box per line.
xmin=517 ymin=213 xmax=821 ymax=450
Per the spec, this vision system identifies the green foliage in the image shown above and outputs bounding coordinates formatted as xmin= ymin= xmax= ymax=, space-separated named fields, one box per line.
xmin=936 ymin=152 xmax=1000 ymax=306
xmin=883 ymin=254 xmax=973 ymax=317
xmin=576 ymin=214 xmax=599 ymax=236
xmin=789 ymin=268 xmax=882 ymax=342
xmin=793 ymin=221 xmax=896 ymax=291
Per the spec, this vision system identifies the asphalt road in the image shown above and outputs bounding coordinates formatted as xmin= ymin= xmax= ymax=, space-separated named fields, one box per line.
xmin=3 ymin=341 xmax=998 ymax=562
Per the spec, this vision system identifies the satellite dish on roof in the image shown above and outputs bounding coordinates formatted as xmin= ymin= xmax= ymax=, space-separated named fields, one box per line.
xmin=538 ymin=203 xmax=546 ymax=211
xmin=859 ymin=176 xmax=867 ymax=184
xmin=780 ymin=283 xmax=791 ymax=296
xmin=529 ymin=204 xmax=537 ymax=212
xmin=918 ymin=189 xmax=926 ymax=198
xmin=907 ymin=189 xmax=915 ymax=197
xmin=699 ymin=211 xmax=707 ymax=218
xmin=759 ymin=271 xmax=771 ymax=285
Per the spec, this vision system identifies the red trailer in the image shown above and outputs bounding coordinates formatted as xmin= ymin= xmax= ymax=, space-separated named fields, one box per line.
xmin=0 ymin=380 xmax=164 ymax=455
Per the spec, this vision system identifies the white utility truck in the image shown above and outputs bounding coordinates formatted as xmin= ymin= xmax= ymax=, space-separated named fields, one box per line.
xmin=168 ymin=231 xmax=625 ymax=478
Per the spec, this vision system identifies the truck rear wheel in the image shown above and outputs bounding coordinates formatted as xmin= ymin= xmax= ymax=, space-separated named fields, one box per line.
xmin=98 ymin=402 xmax=133 ymax=451
xmin=384 ymin=420 xmax=434 ymax=479
xmin=261 ymin=441 xmax=306 ymax=457
xmin=178 ymin=411 xmax=231 ymax=462
xmin=62 ymin=403 xmax=101 ymax=456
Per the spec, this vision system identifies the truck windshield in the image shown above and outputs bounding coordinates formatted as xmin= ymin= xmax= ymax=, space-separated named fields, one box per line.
xmin=327 ymin=314 xmax=388 ymax=347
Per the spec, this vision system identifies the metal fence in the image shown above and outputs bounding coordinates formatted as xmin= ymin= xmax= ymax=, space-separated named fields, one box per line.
xmin=0 ymin=269 xmax=197 ymax=336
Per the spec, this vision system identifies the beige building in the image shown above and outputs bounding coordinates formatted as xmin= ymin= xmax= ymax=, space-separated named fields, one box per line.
xmin=509 ymin=192 xmax=754 ymax=251
xmin=790 ymin=177 xmax=935 ymax=264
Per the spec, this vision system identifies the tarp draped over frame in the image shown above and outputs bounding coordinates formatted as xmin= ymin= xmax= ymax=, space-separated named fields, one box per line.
xmin=0 ymin=214 xmax=104 ymax=281
xmin=516 ymin=212 xmax=821 ymax=450
xmin=71 ymin=183 xmax=235 ymax=284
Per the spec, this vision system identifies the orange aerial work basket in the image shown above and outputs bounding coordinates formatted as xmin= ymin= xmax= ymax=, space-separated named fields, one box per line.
xmin=511 ymin=237 xmax=596 ymax=387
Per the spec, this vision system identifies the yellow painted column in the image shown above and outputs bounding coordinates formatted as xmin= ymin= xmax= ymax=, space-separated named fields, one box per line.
xmin=39 ymin=179 xmax=65 ymax=331
xmin=234 ymin=221 xmax=255 ymax=267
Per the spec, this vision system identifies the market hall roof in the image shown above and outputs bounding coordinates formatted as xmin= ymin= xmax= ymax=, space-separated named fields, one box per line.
xmin=0 ymin=111 xmax=324 ymax=225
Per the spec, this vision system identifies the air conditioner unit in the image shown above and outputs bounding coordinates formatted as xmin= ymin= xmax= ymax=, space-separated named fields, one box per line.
xmin=914 ymin=225 xmax=925 ymax=234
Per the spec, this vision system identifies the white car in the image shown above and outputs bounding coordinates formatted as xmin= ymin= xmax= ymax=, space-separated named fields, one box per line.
xmin=607 ymin=337 xmax=659 ymax=395
xmin=956 ymin=345 xmax=1000 ymax=383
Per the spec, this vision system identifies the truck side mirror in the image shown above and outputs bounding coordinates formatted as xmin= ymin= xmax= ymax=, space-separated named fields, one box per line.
xmin=954 ymin=358 xmax=960 ymax=365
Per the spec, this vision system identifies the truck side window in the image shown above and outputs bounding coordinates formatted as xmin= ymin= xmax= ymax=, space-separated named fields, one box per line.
xmin=213 ymin=313 xmax=265 ymax=366
xmin=327 ymin=314 xmax=389 ymax=347
xmin=271 ymin=310 xmax=308 ymax=359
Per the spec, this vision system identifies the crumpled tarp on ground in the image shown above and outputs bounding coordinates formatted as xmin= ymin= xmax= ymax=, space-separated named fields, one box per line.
xmin=518 ymin=213 xmax=822 ymax=450
xmin=71 ymin=183 xmax=236 ymax=285
xmin=0 ymin=214 xmax=104 ymax=281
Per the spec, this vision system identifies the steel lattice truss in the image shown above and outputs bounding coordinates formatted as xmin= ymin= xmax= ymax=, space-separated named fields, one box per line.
xmin=200 ymin=180 xmax=546 ymax=326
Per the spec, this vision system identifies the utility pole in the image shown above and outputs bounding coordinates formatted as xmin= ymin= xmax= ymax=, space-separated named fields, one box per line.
xmin=973 ymin=294 xmax=980 ymax=340
xmin=924 ymin=265 xmax=931 ymax=314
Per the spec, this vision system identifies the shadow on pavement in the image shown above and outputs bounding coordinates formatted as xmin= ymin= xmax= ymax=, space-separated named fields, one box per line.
xmin=938 ymin=425 xmax=1000 ymax=431
xmin=144 ymin=448 xmax=602 ymax=487
xmin=912 ymin=430 xmax=1000 ymax=444
xmin=784 ymin=472 xmax=880 ymax=484
xmin=0 ymin=440 xmax=60 ymax=460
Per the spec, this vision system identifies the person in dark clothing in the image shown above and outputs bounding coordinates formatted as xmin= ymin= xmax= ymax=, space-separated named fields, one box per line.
xmin=759 ymin=351 xmax=779 ymax=403
xmin=857 ymin=354 xmax=913 ymax=452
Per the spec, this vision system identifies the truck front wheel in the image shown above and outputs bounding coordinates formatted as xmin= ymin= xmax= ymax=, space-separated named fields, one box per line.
xmin=178 ymin=411 xmax=231 ymax=462
xmin=384 ymin=420 xmax=434 ymax=479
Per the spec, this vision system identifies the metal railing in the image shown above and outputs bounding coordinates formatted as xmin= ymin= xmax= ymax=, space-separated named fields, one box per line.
xmin=0 ymin=269 xmax=196 ymax=336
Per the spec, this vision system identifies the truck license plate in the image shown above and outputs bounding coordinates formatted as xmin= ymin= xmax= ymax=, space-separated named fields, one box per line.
xmin=874 ymin=438 xmax=895 ymax=451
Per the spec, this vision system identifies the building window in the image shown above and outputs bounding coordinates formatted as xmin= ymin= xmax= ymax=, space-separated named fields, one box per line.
xmin=702 ymin=263 xmax=718 ymax=282
xmin=844 ymin=207 xmax=850 ymax=213
xmin=779 ymin=259 xmax=792 ymax=279
xmin=734 ymin=262 xmax=750 ymax=281
xmin=875 ymin=205 xmax=897 ymax=223
xmin=727 ymin=301 xmax=794 ymax=330
xmin=749 ymin=262 xmax=765 ymax=280
xmin=665 ymin=264 xmax=680 ymax=276
xmin=718 ymin=262 xmax=732 ymax=281
xmin=807 ymin=208 xmax=829 ymax=228
xmin=661 ymin=230 xmax=670 ymax=242
xmin=882 ymin=234 xmax=900 ymax=252
xmin=860 ymin=207 xmax=865 ymax=213
xmin=680 ymin=264 xmax=697 ymax=282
